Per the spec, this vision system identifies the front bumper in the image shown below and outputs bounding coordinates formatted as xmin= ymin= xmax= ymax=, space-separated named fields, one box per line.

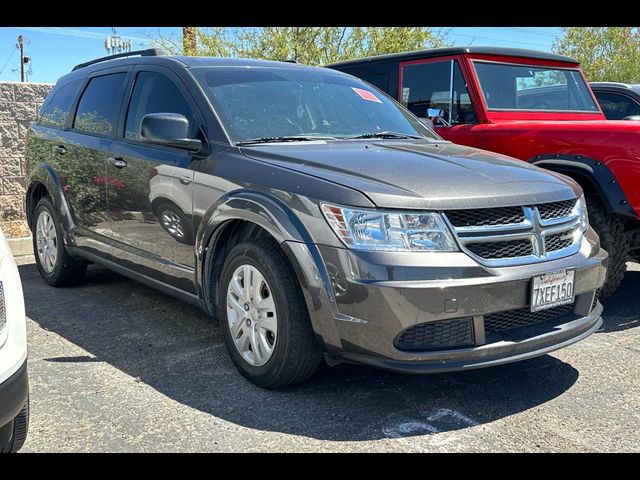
xmin=0 ymin=359 xmax=28 ymax=442
xmin=308 ymin=231 xmax=607 ymax=372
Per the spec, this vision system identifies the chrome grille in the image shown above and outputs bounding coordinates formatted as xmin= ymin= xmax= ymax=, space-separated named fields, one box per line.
xmin=545 ymin=230 xmax=576 ymax=252
xmin=538 ymin=200 xmax=576 ymax=221
xmin=444 ymin=198 xmax=582 ymax=267
xmin=0 ymin=282 xmax=5 ymax=334
xmin=446 ymin=206 xmax=525 ymax=228
xmin=466 ymin=239 xmax=533 ymax=259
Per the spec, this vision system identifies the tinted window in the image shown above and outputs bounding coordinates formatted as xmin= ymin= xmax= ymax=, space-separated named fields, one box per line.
xmin=39 ymin=79 xmax=82 ymax=128
xmin=473 ymin=62 xmax=599 ymax=112
xmin=125 ymin=71 xmax=197 ymax=140
xmin=594 ymin=91 xmax=640 ymax=120
xmin=192 ymin=67 xmax=436 ymax=142
xmin=400 ymin=60 xmax=475 ymax=124
xmin=73 ymin=73 xmax=126 ymax=136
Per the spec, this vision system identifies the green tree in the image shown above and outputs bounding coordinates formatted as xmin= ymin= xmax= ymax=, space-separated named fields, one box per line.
xmin=154 ymin=27 xmax=448 ymax=65
xmin=554 ymin=27 xmax=640 ymax=82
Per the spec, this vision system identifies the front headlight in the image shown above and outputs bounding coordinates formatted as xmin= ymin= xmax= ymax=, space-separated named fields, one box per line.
xmin=577 ymin=195 xmax=589 ymax=231
xmin=321 ymin=204 xmax=459 ymax=252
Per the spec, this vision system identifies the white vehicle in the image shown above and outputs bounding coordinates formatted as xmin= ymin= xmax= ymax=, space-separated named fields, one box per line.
xmin=0 ymin=229 xmax=28 ymax=453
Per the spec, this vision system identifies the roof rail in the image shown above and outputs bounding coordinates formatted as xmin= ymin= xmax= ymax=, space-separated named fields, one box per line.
xmin=72 ymin=48 xmax=165 ymax=72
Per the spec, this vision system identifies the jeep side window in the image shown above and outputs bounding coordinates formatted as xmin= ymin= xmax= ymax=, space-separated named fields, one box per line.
xmin=594 ymin=91 xmax=640 ymax=120
xmin=73 ymin=73 xmax=127 ymax=137
xmin=124 ymin=71 xmax=197 ymax=141
xmin=400 ymin=60 xmax=476 ymax=125
xmin=39 ymin=79 xmax=83 ymax=128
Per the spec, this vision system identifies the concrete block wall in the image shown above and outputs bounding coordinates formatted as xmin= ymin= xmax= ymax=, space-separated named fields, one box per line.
xmin=0 ymin=81 xmax=53 ymax=222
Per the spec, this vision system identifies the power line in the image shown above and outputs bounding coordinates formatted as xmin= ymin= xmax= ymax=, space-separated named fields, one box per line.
xmin=0 ymin=45 xmax=17 ymax=75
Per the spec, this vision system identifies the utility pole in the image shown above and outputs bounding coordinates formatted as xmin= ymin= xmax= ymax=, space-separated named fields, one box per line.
xmin=183 ymin=27 xmax=197 ymax=56
xmin=18 ymin=35 xmax=24 ymax=82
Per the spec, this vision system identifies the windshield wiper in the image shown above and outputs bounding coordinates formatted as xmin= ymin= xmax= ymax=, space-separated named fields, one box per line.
xmin=342 ymin=131 xmax=423 ymax=140
xmin=236 ymin=135 xmax=337 ymax=146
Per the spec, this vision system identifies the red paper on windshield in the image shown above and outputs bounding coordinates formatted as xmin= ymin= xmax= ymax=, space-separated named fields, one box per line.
xmin=352 ymin=87 xmax=382 ymax=103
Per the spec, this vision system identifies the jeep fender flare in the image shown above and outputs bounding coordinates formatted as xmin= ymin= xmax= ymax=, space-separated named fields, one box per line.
xmin=195 ymin=190 xmax=342 ymax=352
xmin=25 ymin=163 xmax=77 ymax=244
xmin=528 ymin=154 xmax=637 ymax=220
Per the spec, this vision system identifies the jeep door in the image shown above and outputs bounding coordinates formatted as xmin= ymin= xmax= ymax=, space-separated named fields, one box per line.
xmin=398 ymin=56 xmax=481 ymax=144
xmin=106 ymin=66 xmax=204 ymax=293
xmin=57 ymin=69 xmax=130 ymax=259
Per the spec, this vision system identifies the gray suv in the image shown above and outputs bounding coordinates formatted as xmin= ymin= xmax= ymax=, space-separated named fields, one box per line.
xmin=25 ymin=50 xmax=607 ymax=388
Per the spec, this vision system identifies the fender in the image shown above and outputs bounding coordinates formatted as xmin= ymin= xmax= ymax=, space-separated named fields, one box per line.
xmin=195 ymin=190 xmax=343 ymax=352
xmin=529 ymin=154 xmax=638 ymax=221
xmin=25 ymin=163 xmax=77 ymax=245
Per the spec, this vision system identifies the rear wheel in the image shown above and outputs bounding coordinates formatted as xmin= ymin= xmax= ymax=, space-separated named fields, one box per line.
xmin=587 ymin=197 xmax=629 ymax=300
xmin=32 ymin=197 xmax=86 ymax=287
xmin=219 ymin=238 xmax=323 ymax=388
xmin=156 ymin=202 xmax=193 ymax=245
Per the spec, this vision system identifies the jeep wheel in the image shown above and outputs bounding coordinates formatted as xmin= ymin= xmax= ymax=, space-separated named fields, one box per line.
xmin=33 ymin=197 xmax=87 ymax=287
xmin=219 ymin=238 xmax=323 ymax=389
xmin=587 ymin=197 xmax=629 ymax=300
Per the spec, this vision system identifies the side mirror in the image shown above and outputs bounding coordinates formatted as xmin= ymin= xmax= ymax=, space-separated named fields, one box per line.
xmin=423 ymin=108 xmax=451 ymax=128
xmin=140 ymin=113 xmax=202 ymax=152
xmin=622 ymin=114 xmax=640 ymax=121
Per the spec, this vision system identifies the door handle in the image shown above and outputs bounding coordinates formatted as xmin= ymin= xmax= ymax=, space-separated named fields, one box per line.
xmin=55 ymin=145 xmax=66 ymax=155
xmin=178 ymin=175 xmax=192 ymax=185
xmin=108 ymin=157 xmax=127 ymax=169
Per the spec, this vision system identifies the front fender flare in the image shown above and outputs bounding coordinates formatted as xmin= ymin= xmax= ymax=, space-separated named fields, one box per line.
xmin=196 ymin=190 xmax=342 ymax=352
xmin=528 ymin=154 xmax=637 ymax=220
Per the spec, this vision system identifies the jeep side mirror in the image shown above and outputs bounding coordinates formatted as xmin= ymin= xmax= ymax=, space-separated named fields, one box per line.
xmin=140 ymin=113 xmax=202 ymax=152
xmin=422 ymin=108 xmax=451 ymax=128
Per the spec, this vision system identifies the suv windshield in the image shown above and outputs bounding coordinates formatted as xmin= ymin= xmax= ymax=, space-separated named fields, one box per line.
xmin=473 ymin=61 xmax=600 ymax=113
xmin=192 ymin=66 xmax=437 ymax=144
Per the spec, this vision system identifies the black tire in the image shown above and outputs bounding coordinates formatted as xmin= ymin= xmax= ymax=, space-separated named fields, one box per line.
xmin=587 ymin=196 xmax=629 ymax=300
xmin=156 ymin=202 xmax=193 ymax=245
xmin=32 ymin=197 xmax=87 ymax=287
xmin=218 ymin=238 xmax=323 ymax=389
xmin=0 ymin=398 xmax=29 ymax=453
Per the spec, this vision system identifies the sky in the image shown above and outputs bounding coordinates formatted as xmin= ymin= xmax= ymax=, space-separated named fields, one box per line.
xmin=0 ymin=27 xmax=563 ymax=84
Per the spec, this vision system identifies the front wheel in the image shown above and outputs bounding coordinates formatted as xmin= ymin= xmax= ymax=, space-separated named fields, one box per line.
xmin=32 ymin=197 xmax=87 ymax=287
xmin=0 ymin=398 xmax=29 ymax=453
xmin=219 ymin=238 xmax=323 ymax=388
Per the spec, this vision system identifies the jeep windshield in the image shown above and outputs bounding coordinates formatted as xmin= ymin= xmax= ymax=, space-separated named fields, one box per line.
xmin=472 ymin=61 xmax=600 ymax=113
xmin=191 ymin=66 xmax=438 ymax=145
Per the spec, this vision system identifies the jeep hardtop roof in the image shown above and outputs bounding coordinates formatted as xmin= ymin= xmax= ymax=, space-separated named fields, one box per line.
xmin=327 ymin=46 xmax=578 ymax=68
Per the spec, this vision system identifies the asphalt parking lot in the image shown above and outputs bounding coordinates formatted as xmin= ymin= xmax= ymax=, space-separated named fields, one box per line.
xmin=15 ymin=256 xmax=640 ymax=452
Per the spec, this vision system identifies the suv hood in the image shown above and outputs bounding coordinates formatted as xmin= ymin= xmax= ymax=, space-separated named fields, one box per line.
xmin=240 ymin=140 xmax=579 ymax=210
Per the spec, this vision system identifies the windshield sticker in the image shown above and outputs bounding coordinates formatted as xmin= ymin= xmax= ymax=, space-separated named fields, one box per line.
xmin=352 ymin=87 xmax=382 ymax=103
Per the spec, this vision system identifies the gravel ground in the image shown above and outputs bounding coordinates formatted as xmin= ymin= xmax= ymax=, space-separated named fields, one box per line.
xmin=15 ymin=256 xmax=640 ymax=452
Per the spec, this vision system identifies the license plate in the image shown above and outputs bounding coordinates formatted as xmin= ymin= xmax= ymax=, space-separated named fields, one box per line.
xmin=530 ymin=269 xmax=575 ymax=312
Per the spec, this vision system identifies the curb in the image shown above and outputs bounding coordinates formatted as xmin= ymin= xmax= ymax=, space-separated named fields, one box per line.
xmin=7 ymin=236 xmax=33 ymax=257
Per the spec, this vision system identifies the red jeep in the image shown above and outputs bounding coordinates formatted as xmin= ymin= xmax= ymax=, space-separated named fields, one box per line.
xmin=329 ymin=47 xmax=640 ymax=298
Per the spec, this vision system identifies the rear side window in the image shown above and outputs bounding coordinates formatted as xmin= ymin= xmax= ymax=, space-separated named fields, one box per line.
xmin=39 ymin=79 xmax=82 ymax=128
xmin=594 ymin=91 xmax=640 ymax=120
xmin=124 ymin=71 xmax=197 ymax=140
xmin=73 ymin=73 xmax=127 ymax=136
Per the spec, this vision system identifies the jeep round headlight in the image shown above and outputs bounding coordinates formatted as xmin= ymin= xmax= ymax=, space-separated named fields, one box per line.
xmin=321 ymin=204 xmax=459 ymax=252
